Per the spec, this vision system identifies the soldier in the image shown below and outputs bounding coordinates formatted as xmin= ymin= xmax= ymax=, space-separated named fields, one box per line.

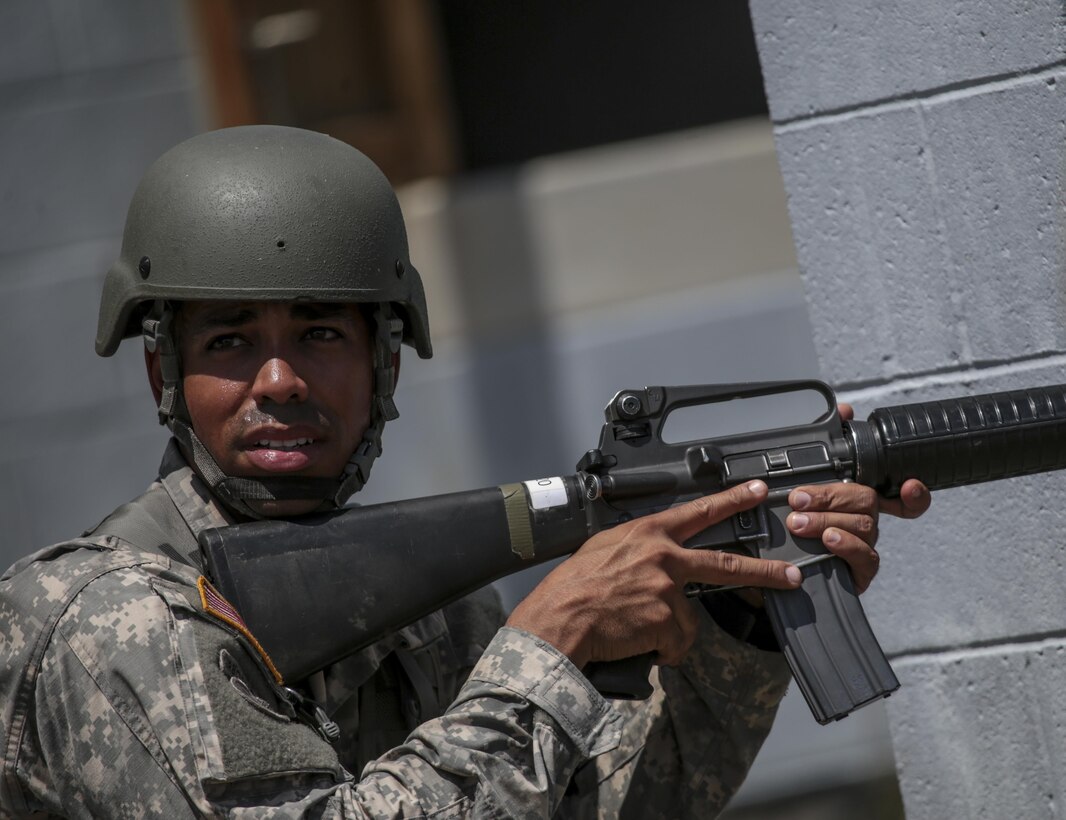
xmin=0 ymin=126 xmax=929 ymax=817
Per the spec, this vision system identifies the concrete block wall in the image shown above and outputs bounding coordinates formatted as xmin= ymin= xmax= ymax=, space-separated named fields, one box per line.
xmin=750 ymin=2 xmax=1066 ymax=817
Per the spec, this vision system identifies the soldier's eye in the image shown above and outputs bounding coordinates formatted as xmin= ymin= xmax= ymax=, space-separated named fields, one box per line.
xmin=206 ymin=334 xmax=247 ymax=351
xmin=305 ymin=327 xmax=342 ymax=341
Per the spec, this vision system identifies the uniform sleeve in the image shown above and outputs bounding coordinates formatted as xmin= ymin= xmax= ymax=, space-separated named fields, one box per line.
xmin=25 ymin=569 xmax=622 ymax=819
xmin=557 ymin=604 xmax=792 ymax=819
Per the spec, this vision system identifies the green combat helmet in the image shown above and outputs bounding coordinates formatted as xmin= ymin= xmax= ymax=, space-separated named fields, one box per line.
xmin=96 ymin=125 xmax=432 ymax=517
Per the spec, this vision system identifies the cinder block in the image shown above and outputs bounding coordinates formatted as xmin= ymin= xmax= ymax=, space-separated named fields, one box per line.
xmin=869 ymin=476 xmax=1066 ymax=655
xmin=775 ymin=104 xmax=963 ymax=385
xmin=0 ymin=1 xmax=60 ymax=84
xmin=0 ymin=461 xmax=34 ymax=571
xmin=840 ymin=361 xmax=1066 ymax=655
xmin=776 ymin=71 xmax=1066 ymax=385
xmin=0 ymin=237 xmax=117 ymax=293
xmin=45 ymin=0 xmax=192 ymax=73
xmin=887 ymin=644 xmax=1066 ymax=819
xmin=11 ymin=425 xmax=167 ymax=553
xmin=110 ymin=334 xmax=160 ymax=402
xmin=750 ymin=0 xmax=1066 ymax=122
xmin=0 ymin=405 xmax=167 ymax=569
xmin=0 ymin=266 xmax=128 ymax=424
xmin=0 ymin=89 xmax=199 ymax=254
xmin=921 ymin=72 xmax=1066 ymax=364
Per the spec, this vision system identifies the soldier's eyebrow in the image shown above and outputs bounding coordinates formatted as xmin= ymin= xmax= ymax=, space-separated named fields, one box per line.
xmin=289 ymin=303 xmax=353 ymax=322
xmin=183 ymin=306 xmax=258 ymax=335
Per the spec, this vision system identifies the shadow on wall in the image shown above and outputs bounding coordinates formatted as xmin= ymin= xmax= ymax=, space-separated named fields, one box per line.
xmin=443 ymin=169 xmax=571 ymax=482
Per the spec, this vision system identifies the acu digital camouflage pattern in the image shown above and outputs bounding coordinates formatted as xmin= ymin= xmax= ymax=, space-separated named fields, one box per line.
xmin=0 ymin=440 xmax=790 ymax=817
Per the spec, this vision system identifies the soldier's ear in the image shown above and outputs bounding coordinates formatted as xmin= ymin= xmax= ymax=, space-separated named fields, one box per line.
xmin=145 ymin=346 xmax=163 ymax=405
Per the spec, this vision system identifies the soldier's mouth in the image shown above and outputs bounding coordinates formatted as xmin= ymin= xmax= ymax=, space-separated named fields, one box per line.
xmin=241 ymin=429 xmax=327 ymax=471
xmin=253 ymin=438 xmax=315 ymax=450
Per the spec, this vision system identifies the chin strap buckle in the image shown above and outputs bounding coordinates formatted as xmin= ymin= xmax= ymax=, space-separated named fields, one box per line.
xmin=141 ymin=317 xmax=160 ymax=353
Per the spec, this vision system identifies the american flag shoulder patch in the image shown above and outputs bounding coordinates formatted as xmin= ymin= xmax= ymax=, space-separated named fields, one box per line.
xmin=197 ymin=576 xmax=283 ymax=685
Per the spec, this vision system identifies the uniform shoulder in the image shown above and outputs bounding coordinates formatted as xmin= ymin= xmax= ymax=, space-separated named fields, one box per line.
xmin=0 ymin=540 xmax=188 ymax=739
xmin=2 ymin=538 xmax=195 ymax=645
xmin=4 ymin=536 xmax=176 ymax=589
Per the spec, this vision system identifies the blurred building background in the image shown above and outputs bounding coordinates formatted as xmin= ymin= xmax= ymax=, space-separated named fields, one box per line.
xmin=0 ymin=2 xmax=906 ymax=816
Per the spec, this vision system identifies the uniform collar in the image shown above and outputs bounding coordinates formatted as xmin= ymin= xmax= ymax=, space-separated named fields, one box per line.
xmin=158 ymin=438 xmax=237 ymax=539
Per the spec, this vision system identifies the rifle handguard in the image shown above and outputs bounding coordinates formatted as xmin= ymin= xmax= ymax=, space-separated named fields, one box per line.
xmin=850 ymin=384 xmax=1066 ymax=496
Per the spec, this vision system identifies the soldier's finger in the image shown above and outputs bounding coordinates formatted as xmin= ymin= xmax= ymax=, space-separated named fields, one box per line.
xmin=679 ymin=548 xmax=801 ymax=590
xmin=820 ymin=528 xmax=880 ymax=593
xmin=659 ymin=481 xmax=769 ymax=543
xmin=837 ymin=402 xmax=855 ymax=422
xmin=877 ymin=479 xmax=931 ymax=520
xmin=786 ymin=510 xmax=878 ymax=547
xmin=790 ymin=482 xmax=879 ymax=516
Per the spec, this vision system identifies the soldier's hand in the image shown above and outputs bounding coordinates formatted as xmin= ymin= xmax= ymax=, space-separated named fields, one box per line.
xmin=506 ymin=480 xmax=801 ymax=669
xmin=784 ymin=402 xmax=932 ymax=594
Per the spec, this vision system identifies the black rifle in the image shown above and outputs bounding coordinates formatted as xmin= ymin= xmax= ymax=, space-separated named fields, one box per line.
xmin=200 ymin=380 xmax=1066 ymax=724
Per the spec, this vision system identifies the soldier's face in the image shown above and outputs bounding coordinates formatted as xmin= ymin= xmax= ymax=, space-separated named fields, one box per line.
xmin=157 ymin=300 xmax=375 ymax=517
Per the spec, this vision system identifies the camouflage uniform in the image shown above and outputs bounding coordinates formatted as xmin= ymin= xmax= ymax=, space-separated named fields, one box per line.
xmin=0 ymin=441 xmax=791 ymax=818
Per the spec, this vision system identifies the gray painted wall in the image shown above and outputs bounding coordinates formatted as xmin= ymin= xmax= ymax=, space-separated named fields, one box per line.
xmin=750 ymin=2 xmax=1066 ymax=817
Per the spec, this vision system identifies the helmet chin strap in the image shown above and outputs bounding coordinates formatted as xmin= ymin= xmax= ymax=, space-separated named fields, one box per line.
xmin=143 ymin=301 xmax=403 ymax=520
